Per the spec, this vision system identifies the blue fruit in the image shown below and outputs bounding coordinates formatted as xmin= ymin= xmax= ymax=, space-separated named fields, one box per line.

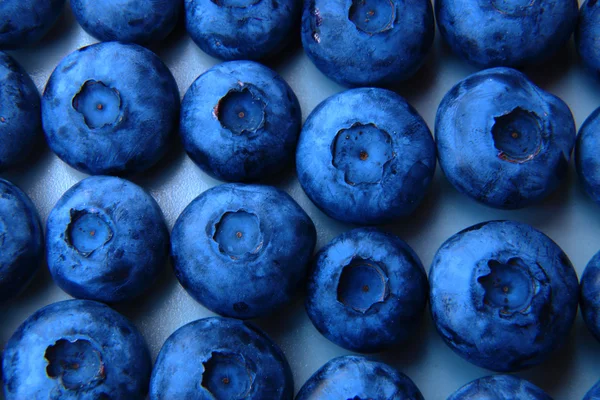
xmin=430 ymin=220 xmax=579 ymax=372
xmin=2 ymin=299 xmax=151 ymax=399
xmin=150 ymin=317 xmax=293 ymax=399
xmin=576 ymin=0 xmax=600 ymax=77
xmin=306 ymin=228 xmax=428 ymax=352
xmin=576 ymin=108 xmax=600 ymax=204
xmin=0 ymin=179 xmax=43 ymax=302
xmin=580 ymin=250 xmax=600 ymax=341
xmin=436 ymin=0 xmax=578 ymax=68
xmin=171 ymin=183 xmax=316 ymax=319
xmin=0 ymin=52 xmax=43 ymax=171
xmin=297 ymin=88 xmax=435 ymax=224
xmin=296 ymin=355 xmax=424 ymax=399
xmin=0 ymin=0 xmax=66 ymax=49
xmin=447 ymin=375 xmax=552 ymax=400
xmin=180 ymin=61 xmax=301 ymax=182
xmin=42 ymin=41 xmax=180 ymax=176
xmin=46 ymin=176 xmax=169 ymax=303
xmin=184 ymin=0 xmax=300 ymax=61
xmin=301 ymin=0 xmax=434 ymax=87
xmin=436 ymin=67 xmax=576 ymax=209
xmin=584 ymin=380 xmax=600 ymax=400
xmin=71 ymin=0 xmax=180 ymax=44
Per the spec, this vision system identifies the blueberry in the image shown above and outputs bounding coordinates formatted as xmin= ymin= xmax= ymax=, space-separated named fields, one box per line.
xmin=45 ymin=176 xmax=169 ymax=303
xmin=580 ymin=250 xmax=600 ymax=341
xmin=584 ymin=380 xmax=600 ymax=400
xmin=42 ymin=41 xmax=180 ymax=176
xmin=576 ymin=108 xmax=600 ymax=204
xmin=150 ymin=317 xmax=293 ymax=399
xmin=71 ymin=0 xmax=180 ymax=45
xmin=184 ymin=0 xmax=300 ymax=61
xmin=297 ymin=88 xmax=435 ymax=224
xmin=2 ymin=299 xmax=151 ymax=399
xmin=171 ymin=183 xmax=316 ymax=319
xmin=0 ymin=0 xmax=65 ymax=50
xmin=436 ymin=67 xmax=576 ymax=209
xmin=300 ymin=0 xmax=434 ymax=87
xmin=296 ymin=355 xmax=424 ymax=399
xmin=436 ymin=0 xmax=578 ymax=68
xmin=576 ymin=0 xmax=600 ymax=77
xmin=447 ymin=375 xmax=552 ymax=400
xmin=306 ymin=228 xmax=428 ymax=352
xmin=0 ymin=179 xmax=43 ymax=302
xmin=180 ymin=61 xmax=301 ymax=182
xmin=429 ymin=220 xmax=579 ymax=372
xmin=0 ymin=52 xmax=43 ymax=171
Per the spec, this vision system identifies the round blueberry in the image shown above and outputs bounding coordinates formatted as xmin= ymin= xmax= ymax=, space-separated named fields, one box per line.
xmin=300 ymin=0 xmax=434 ymax=87
xmin=576 ymin=0 xmax=600 ymax=77
xmin=171 ymin=183 xmax=316 ymax=319
xmin=180 ymin=61 xmax=301 ymax=182
xmin=42 ymin=41 xmax=180 ymax=176
xmin=296 ymin=355 xmax=424 ymax=399
xmin=436 ymin=0 xmax=577 ymax=68
xmin=0 ymin=179 xmax=43 ymax=302
xmin=436 ymin=67 xmax=576 ymax=209
xmin=306 ymin=228 xmax=428 ymax=353
xmin=576 ymin=108 xmax=600 ymax=205
xmin=430 ymin=220 xmax=579 ymax=372
xmin=0 ymin=0 xmax=65 ymax=50
xmin=580 ymin=251 xmax=600 ymax=341
xmin=0 ymin=52 xmax=43 ymax=171
xmin=46 ymin=176 xmax=169 ymax=303
xmin=584 ymin=380 xmax=600 ymax=400
xmin=150 ymin=317 xmax=293 ymax=399
xmin=447 ymin=375 xmax=552 ymax=400
xmin=297 ymin=88 xmax=435 ymax=224
xmin=71 ymin=0 xmax=180 ymax=44
xmin=184 ymin=0 xmax=300 ymax=61
xmin=2 ymin=299 xmax=151 ymax=399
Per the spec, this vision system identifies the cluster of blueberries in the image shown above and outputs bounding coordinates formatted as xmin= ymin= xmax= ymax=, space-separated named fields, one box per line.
xmin=2 ymin=0 xmax=600 ymax=398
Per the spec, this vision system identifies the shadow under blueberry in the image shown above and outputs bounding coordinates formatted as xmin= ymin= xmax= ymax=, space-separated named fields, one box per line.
xmin=523 ymin=40 xmax=576 ymax=89
xmin=375 ymin=308 xmax=430 ymax=368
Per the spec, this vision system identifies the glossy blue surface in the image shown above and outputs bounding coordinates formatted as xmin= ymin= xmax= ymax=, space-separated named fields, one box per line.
xmin=447 ymin=375 xmax=552 ymax=400
xmin=436 ymin=67 xmax=576 ymax=209
xmin=0 ymin=0 xmax=65 ymax=49
xmin=580 ymin=250 xmax=600 ymax=342
xmin=430 ymin=220 xmax=579 ymax=372
xmin=576 ymin=108 xmax=600 ymax=204
xmin=150 ymin=317 xmax=293 ymax=399
xmin=576 ymin=0 xmax=600 ymax=77
xmin=297 ymin=88 xmax=436 ymax=224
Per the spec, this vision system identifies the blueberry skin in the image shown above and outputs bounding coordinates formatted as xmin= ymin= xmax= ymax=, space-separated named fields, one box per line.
xmin=436 ymin=0 xmax=577 ymax=69
xmin=0 ymin=52 xmax=43 ymax=171
xmin=171 ymin=183 xmax=316 ymax=319
xmin=46 ymin=176 xmax=169 ymax=303
xmin=306 ymin=228 xmax=428 ymax=353
xmin=576 ymin=108 xmax=600 ymax=204
xmin=0 ymin=179 xmax=43 ymax=302
xmin=42 ymin=41 xmax=180 ymax=176
xmin=436 ymin=67 xmax=575 ymax=209
xmin=584 ymin=380 xmax=600 ymax=400
xmin=447 ymin=375 xmax=552 ymax=400
xmin=184 ymin=0 xmax=300 ymax=61
xmin=430 ymin=220 xmax=579 ymax=372
xmin=71 ymin=0 xmax=180 ymax=45
xmin=297 ymin=88 xmax=436 ymax=225
xmin=301 ymin=0 xmax=434 ymax=87
xmin=0 ymin=0 xmax=65 ymax=50
xmin=580 ymin=251 xmax=600 ymax=341
xmin=2 ymin=299 xmax=151 ymax=399
xmin=150 ymin=317 xmax=293 ymax=399
xmin=296 ymin=355 xmax=424 ymax=400
xmin=576 ymin=0 xmax=600 ymax=77
xmin=180 ymin=61 xmax=301 ymax=182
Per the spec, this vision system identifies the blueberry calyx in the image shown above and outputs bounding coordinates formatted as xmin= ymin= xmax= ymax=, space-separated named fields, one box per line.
xmin=212 ymin=210 xmax=264 ymax=260
xmin=337 ymin=257 xmax=390 ymax=313
xmin=349 ymin=0 xmax=396 ymax=35
xmin=491 ymin=107 xmax=543 ymax=163
xmin=66 ymin=208 xmax=114 ymax=257
xmin=45 ymin=338 xmax=106 ymax=391
xmin=491 ymin=0 xmax=536 ymax=15
xmin=211 ymin=0 xmax=262 ymax=8
xmin=214 ymin=86 xmax=266 ymax=136
xmin=72 ymin=80 xmax=123 ymax=130
xmin=201 ymin=351 xmax=256 ymax=398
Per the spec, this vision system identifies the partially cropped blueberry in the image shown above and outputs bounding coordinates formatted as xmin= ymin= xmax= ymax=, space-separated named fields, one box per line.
xmin=184 ymin=0 xmax=300 ymax=61
xmin=71 ymin=0 xmax=180 ymax=44
xmin=297 ymin=88 xmax=435 ymax=224
xmin=436 ymin=0 xmax=577 ymax=68
xmin=577 ymin=0 xmax=600 ymax=77
xmin=436 ymin=67 xmax=575 ymax=209
xmin=306 ymin=228 xmax=428 ymax=353
xmin=0 ymin=0 xmax=66 ymax=50
xmin=2 ymin=299 xmax=151 ymax=399
xmin=584 ymin=380 xmax=600 ymax=400
xmin=171 ymin=183 xmax=316 ymax=319
xmin=576 ymin=108 xmax=600 ymax=204
xmin=430 ymin=220 xmax=579 ymax=372
xmin=0 ymin=52 xmax=43 ymax=171
xmin=181 ymin=61 xmax=301 ymax=182
xmin=0 ymin=179 xmax=43 ymax=302
xmin=296 ymin=355 xmax=424 ymax=400
xmin=46 ymin=176 xmax=169 ymax=303
xmin=42 ymin=41 xmax=180 ymax=175
xmin=580 ymin=251 xmax=600 ymax=341
xmin=301 ymin=0 xmax=434 ymax=87
xmin=447 ymin=375 xmax=552 ymax=400
xmin=150 ymin=317 xmax=293 ymax=399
